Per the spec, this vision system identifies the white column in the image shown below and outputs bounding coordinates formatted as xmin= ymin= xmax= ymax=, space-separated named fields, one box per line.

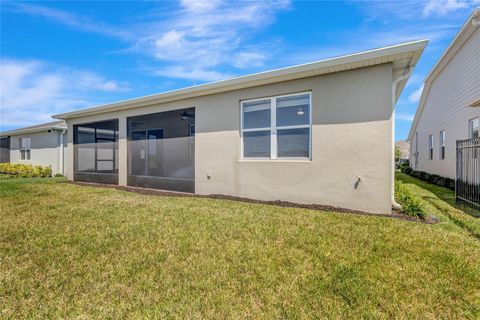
xmin=118 ymin=116 xmax=127 ymax=186
xmin=59 ymin=129 xmax=65 ymax=175
xmin=67 ymin=122 xmax=74 ymax=180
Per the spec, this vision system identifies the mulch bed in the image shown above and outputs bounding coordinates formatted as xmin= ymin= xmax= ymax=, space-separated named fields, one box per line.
xmin=63 ymin=181 xmax=438 ymax=224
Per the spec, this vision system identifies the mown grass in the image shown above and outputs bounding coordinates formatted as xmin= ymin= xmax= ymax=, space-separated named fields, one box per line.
xmin=1 ymin=177 xmax=479 ymax=319
xmin=397 ymin=172 xmax=480 ymax=239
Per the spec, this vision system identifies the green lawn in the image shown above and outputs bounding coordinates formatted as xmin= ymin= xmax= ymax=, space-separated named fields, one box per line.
xmin=1 ymin=175 xmax=479 ymax=319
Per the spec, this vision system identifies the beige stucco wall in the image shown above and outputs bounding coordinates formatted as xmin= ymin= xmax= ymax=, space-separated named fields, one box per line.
xmin=410 ymin=28 xmax=480 ymax=179
xmin=9 ymin=130 xmax=67 ymax=175
xmin=66 ymin=63 xmax=394 ymax=214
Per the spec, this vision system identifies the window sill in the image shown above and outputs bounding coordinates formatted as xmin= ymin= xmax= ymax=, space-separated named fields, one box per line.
xmin=239 ymin=158 xmax=312 ymax=163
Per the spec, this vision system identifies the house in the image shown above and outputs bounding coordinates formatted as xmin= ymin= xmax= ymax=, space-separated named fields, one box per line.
xmin=0 ymin=121 xmax=68 ymax=176
xmin=395 ymin=140 xmax=410 ymax=164
xmin=395 ymin=140 xmax=410 ymax=160
xmin=53 ymin=40 xmax=427 ymax=214
xmin=408 ymin=9 xmax=480 ymax=179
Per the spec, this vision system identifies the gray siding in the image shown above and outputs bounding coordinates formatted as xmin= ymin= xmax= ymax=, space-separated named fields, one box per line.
xmin=411 ymin=28 xmax=480 ymax=178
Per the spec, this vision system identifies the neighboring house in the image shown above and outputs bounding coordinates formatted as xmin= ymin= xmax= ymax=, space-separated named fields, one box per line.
xmin=53 ymin=41 xmax=426 ymax=214
xmin=408 ymin=9 xmax=480 ymax=179
xmin=395 ymin=140 xmax=410 ymax=160
xmin=0 ymin=121 xmax=68 ymax=175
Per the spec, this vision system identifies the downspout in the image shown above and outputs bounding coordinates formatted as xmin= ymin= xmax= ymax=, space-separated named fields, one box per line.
xmin=391 ymin=66 xmax=413 ymax=210
xmin=60 ymin=129 xmax=66 ymax=176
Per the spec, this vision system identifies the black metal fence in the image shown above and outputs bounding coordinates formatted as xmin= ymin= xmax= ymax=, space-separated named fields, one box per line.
xmin=456 ymin=138 xmax=480 ymax=210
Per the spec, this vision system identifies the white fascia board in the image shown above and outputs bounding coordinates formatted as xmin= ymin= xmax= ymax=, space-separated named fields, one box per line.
xmin=0 ymin=125 xmax=67 ymax=137
xmin=53 ymin=40 xmax=427 ymax=120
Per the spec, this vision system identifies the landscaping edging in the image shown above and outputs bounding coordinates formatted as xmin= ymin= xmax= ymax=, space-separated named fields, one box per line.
xmin=64 ymin=180 xmax=438 ymax=224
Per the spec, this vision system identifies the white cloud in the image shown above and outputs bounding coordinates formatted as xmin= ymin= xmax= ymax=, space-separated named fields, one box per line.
xmin=136 ymin=0 xmax=290 ymax=80
xmin=153 ymin=66 xmax=233 ymax=82
xmin=233 ymin=52 xmax=269 ymax=69
xmin=396 ymin=113 xmax=415 ymax=121
xmin=180 ymin=0 xmax=222 ymax=13
xmin=8 ymin=3 xmax=130 ymax=39
xmin=408 ymin=84 xmax=425 ymax=103
xmin=0 ymin=59 xmax=129 ymax=130
xmin=423 ymin=0 xmax=469 ymax=17
xmin=8 ymin=1 xmax=290 ymax=82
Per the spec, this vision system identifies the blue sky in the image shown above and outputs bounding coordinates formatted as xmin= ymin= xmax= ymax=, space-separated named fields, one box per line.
xmin=1 ymin=0 xmax=479 ymax=139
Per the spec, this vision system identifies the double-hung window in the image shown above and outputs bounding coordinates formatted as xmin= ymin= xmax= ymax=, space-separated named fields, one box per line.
xmin=428 ymin=134 xmax=433 ymax=160
xmin=439 ymin=130 xmax=445 ymax=160
xmin=469 ymin=117 xmax=479 ymax=138
xmin=241 ymin=92 xmax=311 ymax=159
xmin=20 ymin=137 xmax=31 ymax=160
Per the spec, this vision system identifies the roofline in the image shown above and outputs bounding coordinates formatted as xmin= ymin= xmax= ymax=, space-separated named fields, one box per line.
xmin=0 ymin=123 xmax=67 ymax=137
xmin=53 ymin=40 xmax=428 ymax=120
xmin=468 ymin=97 xmax=480 ymax=107
xmin=424 ymin=8 xmax=479 ymax=83
xmin=408 ymin=8 xmax=479 ymax=141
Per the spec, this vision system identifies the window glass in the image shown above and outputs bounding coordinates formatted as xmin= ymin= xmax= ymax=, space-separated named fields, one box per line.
xmin=243 ymin=131 xmax=270 ymax=157
xmin=20 ymin=138 xmax=31 ymax=160
xmin=278 ymin=128 xmax=310 ymax=157
xmin=470 ymin=118 xmax=479 ymax=138
xmin=440 ymin=131 xmax=445 ymax=160
xmin=241 ymin=92 xmax=311 ymax=159
xmin=96 ymin=128 xmax=115 ymax=140
xmin=77 ymin=127 xmax=95 ymax=144
xmin=276 ymin=94 xmax=310 ymax=127
xmin=428 ymin=135 xmax=433 ymax=160
xmin=243 ymin=99 xmax=271 ymax=129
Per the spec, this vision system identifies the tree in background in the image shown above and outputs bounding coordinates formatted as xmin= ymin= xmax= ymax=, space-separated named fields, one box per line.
xmin=395 ymin=147 xmax=401 ymax=162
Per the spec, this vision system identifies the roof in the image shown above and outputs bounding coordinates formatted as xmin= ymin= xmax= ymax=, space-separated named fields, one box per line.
xmin=468 ymin=97 xmax=480 ymax=107
xmin=0 ymin=120 xmax=67 ymax=137
xmin=395 ymin=140 xmax=410 ymax=152
xmin=408 ymin=8 xmax=480 ymax=141
xmin=53 ymin=40 xmax=428 ymax=120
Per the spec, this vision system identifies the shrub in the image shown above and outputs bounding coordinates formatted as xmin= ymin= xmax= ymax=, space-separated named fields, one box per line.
xmin=0 ymin=163 xmax=52 ymax=178
xmin=395 ymin=180 xmax=427 ymax=219
xmin=400 ymin=167 xmax=455 ymax=191
xmin=54 ymin=173 xmax=64 ymax=178
xmin=400 ymin=166 xmax=413 ymax=174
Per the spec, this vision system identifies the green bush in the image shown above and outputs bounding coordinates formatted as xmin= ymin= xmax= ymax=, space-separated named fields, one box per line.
xmin=0 ymin=163 xmax=52 ymax=178
xmin=395 ymin=180 xmax=427 ymax=219
xmin=54 ymin=173 xmax=64 ymax=177
xmin=400 ymin=166 xmax=413 ymax=174
xmin=401 ymin=167 xmax=455 ymax=191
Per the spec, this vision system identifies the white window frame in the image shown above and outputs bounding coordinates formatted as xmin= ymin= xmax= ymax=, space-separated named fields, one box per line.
xmin=428 ymin=134 xmax=434 ymax=160
xmin=414 ymin=132 xmax=418 ymax=168
xmin=240 ymin=91 xmax=312 ymax=160
xmin=19 ymin=137 xmax=31 ymax=161
xmin=469 ymin=117 xmax=479 ymax=138
xmin=439 ymin=130 xmax=445 ymax=160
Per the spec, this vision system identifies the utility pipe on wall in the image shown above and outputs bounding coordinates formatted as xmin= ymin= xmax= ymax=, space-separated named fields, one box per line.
xmin=391 ymin=66 xmax=413 ymax=210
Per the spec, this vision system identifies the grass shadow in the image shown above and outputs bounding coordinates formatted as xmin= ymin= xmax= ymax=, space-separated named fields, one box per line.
xmin=396 ymin=173 xmax=479 ymax=218
xmin=396 ymin=172 xmax=480 ymax=240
